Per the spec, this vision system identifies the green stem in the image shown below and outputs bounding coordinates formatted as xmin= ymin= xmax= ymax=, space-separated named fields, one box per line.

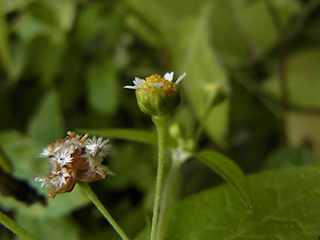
xmin=194 ymin=102 xmax=212 ymax=143
xmin=194 ymin=92 xmax=215 ymax=144
xmin=78 ymin=182 xmax=130 ymax=240
xmin=0 ymin=210 xmax=38 ymax=240
xmin=150 ymin=115 xmax=169 ymax=240
xmin=156 ymin=159 xmax=181 ymax=240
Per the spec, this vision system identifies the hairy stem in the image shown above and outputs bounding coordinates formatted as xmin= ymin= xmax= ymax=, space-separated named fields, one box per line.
xmin=78 ymin=182 xmax=130 ymax=240
xmin=156 ymin=159 xmax=181 ymax=240
xmin=0 ymin=210 xmax=38 ymax=240
xmin=150 ymin=115 xmax=169 ymax=240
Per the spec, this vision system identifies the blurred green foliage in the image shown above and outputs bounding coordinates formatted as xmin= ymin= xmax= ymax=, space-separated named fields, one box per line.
xmin=1 ymin=0 xmax=320 ymax=239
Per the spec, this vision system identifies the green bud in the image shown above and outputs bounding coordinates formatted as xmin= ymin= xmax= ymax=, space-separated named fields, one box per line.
xmin=205 ymin=83 xmax=230 ymax=107
xmin=125 ymin=72 xmax=186 ymax=117
xmin=169 ymin=122 xmax=186 ymax=140
xmin=136 ymin=87 xmax=180 ymax=116
xmin=184 ymin=139 xmax=196 ymax=152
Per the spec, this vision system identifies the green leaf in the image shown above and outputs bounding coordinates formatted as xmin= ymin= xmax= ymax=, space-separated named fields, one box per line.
xmin=16 ymin=215 xmax=80 ymax=240
xmin=209 ymin=0 xmax=248 ymax=67
xmin=194 ymin=150 xmax=252 ymax=207
xmin=0 ymin=13 xmax=13 ymax=78
xmin=27 ymin=90 xmax=65 ymax=144
xmin=134 ymin=228 xmax=149 ymax=240
xmin=0 ymin=145 xmax=13 ymax=173
xmin=42 ymin=0 xmax=76 ymax=32
xmin=78 ymin=128 xmax=157 ymax=144
xmin=163 ymin=165 xmax=320 ymax=239
xmin=87 ymin=58 xmax=119 ymax=115
xmin=263 ymin=145 xmax=316 ymax=170
xmin=233 ymin=0 xmax=278 ymax=57
xmin=125 ymin=14 xmax=161 ymax=48
xmin=26 ymin=0 xmax=76 ymax=33
xmin=268 ymin=0 xmax=301 ymax=28
xmin=0 ymin=130 xmax=45 ymax=180
xmin=0 ymin=183 xmax=90 ymax=219
xmin=110 ymin=144 xmax=155 ymax=191
xmin=78 ymin=128 xmax=175 ymax=147
xmin=0 ymin=0 xmax=33 ymax=14
xmin=174 ymin=4 xmax=229 ymax=146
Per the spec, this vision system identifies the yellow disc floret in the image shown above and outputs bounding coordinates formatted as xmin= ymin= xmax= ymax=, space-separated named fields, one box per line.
xmin=141 ymin=74 xmax=177 ymax=95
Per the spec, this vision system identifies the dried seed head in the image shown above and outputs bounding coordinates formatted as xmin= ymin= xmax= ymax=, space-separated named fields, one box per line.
xmin=35 ymin=132 xmax=111 ymax=198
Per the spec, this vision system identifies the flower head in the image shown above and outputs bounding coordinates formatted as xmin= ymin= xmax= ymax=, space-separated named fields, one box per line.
xmin=124 ymin=72 xmax=186 ymax=116
xmin=35 ymin=131 xmax=111 ymax=198
xmin=124 ymin=72 xmax=185 ymax=90
xmin=85 ymin=136 xmax=110 ymax=157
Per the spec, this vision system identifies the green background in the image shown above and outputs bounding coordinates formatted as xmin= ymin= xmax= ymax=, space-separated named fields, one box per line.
xmin=1 ymin=0 xmax=320 ymax=239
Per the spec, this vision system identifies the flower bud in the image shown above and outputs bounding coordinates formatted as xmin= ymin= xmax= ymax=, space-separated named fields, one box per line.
xmin=125 ymin=72 xmax=186 ymax=117
xmin=205 ymin=83 xmax=230 ymax=107
xmin=169 ymin=122 xmax=186 ymax=140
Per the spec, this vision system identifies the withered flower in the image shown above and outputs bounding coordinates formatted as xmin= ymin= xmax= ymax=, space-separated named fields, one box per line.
xmin=35 ymin=131 xmax=111 ymax=198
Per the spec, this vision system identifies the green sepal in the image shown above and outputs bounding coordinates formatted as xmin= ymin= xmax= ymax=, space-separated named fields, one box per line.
xmin=136 ymin=87 xmax=181 ymax=116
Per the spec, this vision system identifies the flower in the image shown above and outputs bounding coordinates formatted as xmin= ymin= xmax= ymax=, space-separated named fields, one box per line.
xmin=85 ymin=136 xmax=110 ymax=156
xmin=124 ymin=72 xmax=186 ymax=116
xmin=35 ymin=131 xmax=111 ymax=198
xmin=49 ymin=146 xmax=73 ymax=167
xmin=124 ymin=72 xmax=186 ymax=90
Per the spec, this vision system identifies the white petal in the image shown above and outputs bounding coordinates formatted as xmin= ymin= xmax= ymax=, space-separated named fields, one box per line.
xmin=35 ymin=177 xmax=48 ymax=188
xmin=164 ymin=72 xmax=174 ymax=81
xmin=134 ymin=77 xmax=145 ymax=83
xmin=59 ymin=177 xmax=66 ymax=187
xmin=50 ymin=146 xmax=73 ymax=167
xmin=133 ymin=78 xmax=145 ymax=86
xmin=86 ymin=137 xmax=110 ymax=156
xmin=124 ymin=85 xmax=137 ymax=89
xmin=175 ymin=72 xmax=186 ymax=84
xmin=149 ymin=82 xmax=164 ymax=88
xmin=40 ymin=147 xmax=51 ymax=158
xmin=125 ymin=77 xmax=147 ymax=89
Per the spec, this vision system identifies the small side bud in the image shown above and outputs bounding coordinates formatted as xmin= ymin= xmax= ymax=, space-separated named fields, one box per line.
xmin=169 ymin=122 xmax=186 ymax=140
xmin=184 ymin=139 xmax=196 ymax=152
xmin=205 ymin=83 xmax=231 ymax=107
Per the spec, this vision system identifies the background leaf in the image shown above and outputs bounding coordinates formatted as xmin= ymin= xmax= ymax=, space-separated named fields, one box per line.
xmin=0 ymin=0 xmax=33 ymax=14
xmin=87 ymin=58 xmax=120 ymax=115
xmin=263 ymin=48 xmax=320 ymax=152
xmin=26 ymin=90 xmax=65 ymax=144
xmin=264 ymin=48 xmax=320 ymax=108
xmin=78 ymin=128 xmax=157 ymax=145
xmin=0 ymin=145 xmax=13 ymax=173
xmin=0 ymin=13 xmax=12 ymax=78
xmin=176 ymin=5 xmax=229 ymax=146
xmin=194 ymin=150 xmax=252 ymax=207
xmin=164 ymin=165 xmax=320 ymax=240
xmin=79 ymin=128 xmax=177 ymax=148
